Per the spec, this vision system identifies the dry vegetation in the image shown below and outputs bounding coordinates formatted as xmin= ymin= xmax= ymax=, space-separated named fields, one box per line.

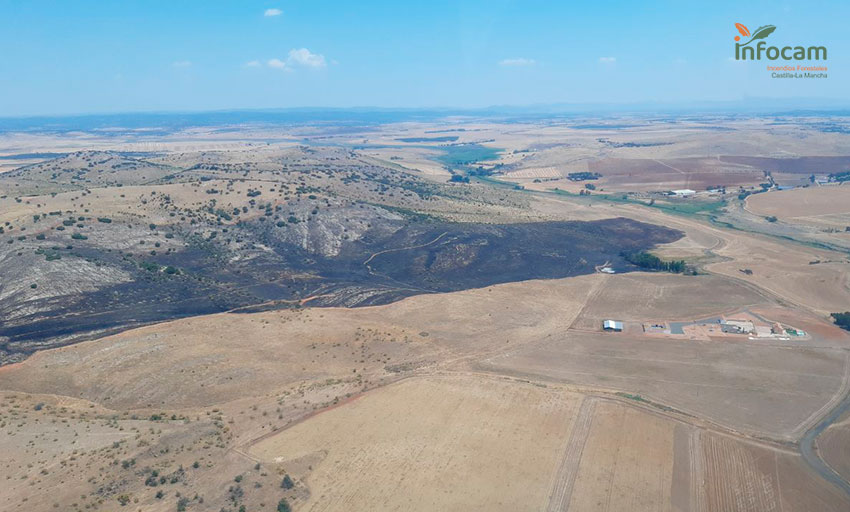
xmin=1 ymin=114 xmax=850 ymax=510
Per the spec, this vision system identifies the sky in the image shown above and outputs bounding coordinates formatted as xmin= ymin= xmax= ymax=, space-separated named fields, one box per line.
xmin=0 ymin=0 xmax=848 ymax=116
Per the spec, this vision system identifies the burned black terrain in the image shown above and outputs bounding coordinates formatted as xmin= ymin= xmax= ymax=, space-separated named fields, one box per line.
xmin=0 ymin=215 xmax=681 ymax=363
xmin=0 ymin=145 xmax=687 ymax=363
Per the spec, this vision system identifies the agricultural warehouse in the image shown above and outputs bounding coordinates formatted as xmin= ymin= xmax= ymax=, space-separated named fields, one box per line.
xmin=603 ymin=320 xmax=624 ymax=332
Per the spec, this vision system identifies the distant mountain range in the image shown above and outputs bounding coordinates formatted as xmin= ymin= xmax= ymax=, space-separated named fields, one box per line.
xmin=1 ymin=98 xmax=849 ymax=132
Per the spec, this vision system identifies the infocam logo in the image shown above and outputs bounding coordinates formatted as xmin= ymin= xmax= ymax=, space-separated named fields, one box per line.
xmin=733 ymin=23 xmax=827 ymax=60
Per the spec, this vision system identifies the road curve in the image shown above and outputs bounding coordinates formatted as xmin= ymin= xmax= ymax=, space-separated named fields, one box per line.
xmin=800 ymin=385 xmax=850 ymax=497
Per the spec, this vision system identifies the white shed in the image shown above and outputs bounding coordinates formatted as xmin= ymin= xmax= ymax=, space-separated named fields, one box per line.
xmin=603 ymin=320 xmax=624 ymax=332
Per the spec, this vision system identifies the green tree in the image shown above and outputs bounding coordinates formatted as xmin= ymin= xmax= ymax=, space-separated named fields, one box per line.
xmin=281 ymin=474 xmax=294 ymax=489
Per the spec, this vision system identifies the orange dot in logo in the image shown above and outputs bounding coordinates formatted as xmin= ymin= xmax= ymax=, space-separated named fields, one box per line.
xmin=735 ymin=35 xmax=740 ymax=41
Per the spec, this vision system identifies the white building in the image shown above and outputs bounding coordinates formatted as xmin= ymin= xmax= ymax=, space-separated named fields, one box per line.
xmin=670 ymin=189 xmax=696 ymax=197
xmin=603 ymin=320 xmax=624 ymax=332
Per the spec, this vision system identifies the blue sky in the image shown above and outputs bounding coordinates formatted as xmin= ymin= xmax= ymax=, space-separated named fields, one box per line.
xmin=0 ymin=0 xmax=848 ymax=115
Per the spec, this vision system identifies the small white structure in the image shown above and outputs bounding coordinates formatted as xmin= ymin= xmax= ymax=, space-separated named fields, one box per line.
xmin=603 ymin=320 xmax=624 ymax=332
xmin=670 ymin=189 xmax=696 ymax=197
xmin=600 ymin=267 xmax=615 ymax=274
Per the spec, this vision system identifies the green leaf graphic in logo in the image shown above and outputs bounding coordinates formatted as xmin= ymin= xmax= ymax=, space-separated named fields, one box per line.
xmin=740 ymin=25 xmax=776 ymax=46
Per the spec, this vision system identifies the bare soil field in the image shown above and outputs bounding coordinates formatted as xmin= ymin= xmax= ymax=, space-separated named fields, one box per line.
xmin=570 ymin=272 xmax=769 ymax=331
xmin=250 ymin=375 xmax=582 ymax=512
xmin=479 ymin=331 xmax=847 ymax=440
xmin=721 ymin=156 xmax=850 ymax=176
xmin=588 ymin=157 xmax=764 ymax=192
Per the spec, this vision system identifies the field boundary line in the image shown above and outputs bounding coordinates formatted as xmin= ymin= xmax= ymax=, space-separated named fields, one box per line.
xmin=689 ymin=429 xmax=706 ymax=512
xmin=546 ymin=397 xmax=596 ymax=511
xmin=566 ymin=273 xmax=608 ymax=330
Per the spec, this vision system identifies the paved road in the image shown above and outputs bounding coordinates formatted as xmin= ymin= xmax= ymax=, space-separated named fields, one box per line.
xmin=800 ymin=389 xmax=850 ymax=497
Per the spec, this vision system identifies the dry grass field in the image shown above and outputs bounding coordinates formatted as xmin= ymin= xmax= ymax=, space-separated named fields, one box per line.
xmin=2 ymin=116 xmax=850 ymax=511
xmin=0 ymin=273 xmax=602 ymax=409
xmin=601 ymin=202 xmax=850 ymax=316
xmin=699 ymin=431 xmax=849 ymax=512
xmin=558 ymin=399 xmax=849 ymax=512
xmin=746 ymin=186 xmax=850 ymax=230
xmin=251 ymin=375 xmax=582 ymax=512
xmin=563 ymin=399 xmax=676 ymax=511
xmin=249 ymin=380 xmax=850 ymax=512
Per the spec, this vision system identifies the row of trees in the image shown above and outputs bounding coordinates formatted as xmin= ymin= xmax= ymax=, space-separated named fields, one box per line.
xmin=832 ymin=312 xmax=850 ymax=331
xmin=621 ymin=251 xmax=687 ymax=273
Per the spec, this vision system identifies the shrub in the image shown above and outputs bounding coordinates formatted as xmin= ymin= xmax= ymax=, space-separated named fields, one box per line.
xmin=281 ymin=474 xmax=294 ymax=489
xmin=277 ymin=498 xmax=292 ymax=512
